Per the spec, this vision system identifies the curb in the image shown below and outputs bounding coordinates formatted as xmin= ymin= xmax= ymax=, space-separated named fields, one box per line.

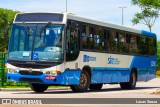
xmin=0 ymin=87 xmax=70 ymax=91
xmin=0 ymin=88 xmax=31 ymax=91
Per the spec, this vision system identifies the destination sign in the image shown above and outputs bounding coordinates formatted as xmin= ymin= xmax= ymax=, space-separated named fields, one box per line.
xmin=15 ymin=13 xmax=63 ymax=22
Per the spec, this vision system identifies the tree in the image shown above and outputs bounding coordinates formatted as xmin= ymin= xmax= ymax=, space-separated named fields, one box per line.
xmin=0 ymin=8 xmax=19 ymax=37
xmin=131 ymin=0 xmax=160 ymax=32
xmin=0 ymin=8 xmax=19 ymax=51
xmin=157 ymin=41 xmax=160 ymax=71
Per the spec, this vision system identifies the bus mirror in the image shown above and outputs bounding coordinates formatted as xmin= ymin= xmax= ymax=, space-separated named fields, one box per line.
xmin=4 ymin=21 xmax=12 ymax=38
xmin=4 ymin=26 xmax=9 ymax=38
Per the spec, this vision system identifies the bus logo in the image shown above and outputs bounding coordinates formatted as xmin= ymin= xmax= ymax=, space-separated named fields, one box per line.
xmin=83 ymin=55 xmax=96 ymax=62
xmin=151 ymin=61 xmax=156 ymax=66
xmin=29 ymin=68 xmax=32 ymax=73
xmin=108 ymin=56 xmax=120 ymax=65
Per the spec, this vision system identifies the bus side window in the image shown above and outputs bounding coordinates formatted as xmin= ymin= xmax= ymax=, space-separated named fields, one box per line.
xmin=82 ymin=25 xmax=95 ymax=50
xmin=102 ymin=29 xmax=107 ymax=51
xmin=139 ymin=36 xmax=148 ymax=55
xmin=66 ymin=27 xmax=79 ymax=61
xmin=130 ymin=35 xmax=139 ymax=55
xmin=119 ymin=32 xmax=129 ymax=53
xmin=109 ymin=30 xmax=118 ymax=53
xmin=148 ymin=38 xmax=156 ymax=56
xmin=88 ymin=26 xmax=94 ymax=50
xmin=94 ymin=27 xmax=106 ymax=51
xmin=82 ymin=25 xmax=87 ymax=49
xmin=119 ymin=32 xmax=125 ymax=53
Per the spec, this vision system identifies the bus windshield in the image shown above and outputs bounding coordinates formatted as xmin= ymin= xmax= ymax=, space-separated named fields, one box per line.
xmin=8 ymin=23 xmax=64 ymax=62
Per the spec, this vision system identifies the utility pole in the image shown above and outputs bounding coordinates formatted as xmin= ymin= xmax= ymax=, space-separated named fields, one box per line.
xmin=66 ymin=0 xmax=67 ymax=13
xmin=119 ymin=7 xmax=127 ymax=25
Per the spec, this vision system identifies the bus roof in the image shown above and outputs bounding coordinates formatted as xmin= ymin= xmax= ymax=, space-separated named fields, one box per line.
xmin=67 ymin=13 xmax=157 ymax=38
xmin=13 ymin=12 xmax=156 ymax=38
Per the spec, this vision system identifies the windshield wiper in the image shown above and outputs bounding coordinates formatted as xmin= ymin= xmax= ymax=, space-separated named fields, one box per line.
xmin=40 ymin=22 xmax=52 ymax=38
xmin=23 ymin=22 xmax=31 ymax=38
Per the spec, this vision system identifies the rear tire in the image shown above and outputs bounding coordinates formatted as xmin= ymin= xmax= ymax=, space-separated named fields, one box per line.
xmin=120 ymin=70 xmax=137 ymax=89
xmin=29 ymin=83 xmax=48 ymax=93
xmin=70 ymin=71 xmax=90 ymax=92
xmin=89 ymin=84 xmax=103 ymax=90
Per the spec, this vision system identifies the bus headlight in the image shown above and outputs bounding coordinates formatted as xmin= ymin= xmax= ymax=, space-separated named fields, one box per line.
xmin=8 ymin=68 xmax=17 ymax=73
xmin=45 ymin=71 xmax=57 ymax=75
xmin=51 ymin=70 xmax=57 ymax=75
xmin=45 ymin=71 xmax=51 ymax=75
xmin=45 ymin=70 xmax=59 ymax=75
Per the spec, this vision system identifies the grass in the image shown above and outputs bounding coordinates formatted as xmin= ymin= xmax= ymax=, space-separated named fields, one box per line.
xmin=156 ymin=75 xmax=160 ymax=78
xmin=3 ymin=85 xmax=68 ymax=88
xmin=3 ymin=86 xmax=29 ymax=88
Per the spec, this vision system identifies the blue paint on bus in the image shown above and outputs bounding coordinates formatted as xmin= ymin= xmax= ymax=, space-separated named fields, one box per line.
xmin=141 ymin=30 xmax=156 ymax=38
xmin=7 ymin=70 xmax=81 ymax=85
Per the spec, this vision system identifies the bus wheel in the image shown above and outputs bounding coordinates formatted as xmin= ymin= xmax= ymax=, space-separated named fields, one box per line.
xmin=70 ymin=71 xmax=90 ymax=92
xmin=120 ymin=70 xmax=137 ymax=89
xmin=29 ymin=83 xmax=48 ymax=93
xmin=89 ymin=84 xmax=103 ymax=90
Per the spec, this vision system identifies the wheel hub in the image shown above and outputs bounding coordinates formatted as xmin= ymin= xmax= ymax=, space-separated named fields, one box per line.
xmin=78 ymin=73 xmax=87 ymax=89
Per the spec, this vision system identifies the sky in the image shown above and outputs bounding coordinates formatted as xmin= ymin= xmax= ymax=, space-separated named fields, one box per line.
xmin=0 ymin=0 xmax=160 ymax=40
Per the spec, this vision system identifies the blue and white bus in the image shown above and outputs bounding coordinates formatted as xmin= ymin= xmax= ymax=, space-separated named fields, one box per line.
xmin=7 ymin=13 xmax=157 ymax=92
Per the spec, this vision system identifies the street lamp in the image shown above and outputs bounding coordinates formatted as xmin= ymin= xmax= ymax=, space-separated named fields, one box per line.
xmin=119 ymin=7 xmax=127 ymax=25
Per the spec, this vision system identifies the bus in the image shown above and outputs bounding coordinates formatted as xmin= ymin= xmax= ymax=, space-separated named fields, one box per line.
xmin=7 ymin=13 xmax=157 ymax=92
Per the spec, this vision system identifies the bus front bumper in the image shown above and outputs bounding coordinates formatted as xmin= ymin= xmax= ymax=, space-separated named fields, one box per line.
xmin=7 ymin=70 xmax=81 ymax=85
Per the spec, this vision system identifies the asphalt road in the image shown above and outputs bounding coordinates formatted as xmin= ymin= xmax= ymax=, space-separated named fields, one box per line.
xmin=1 ymin=78 xmax=160 ymax=107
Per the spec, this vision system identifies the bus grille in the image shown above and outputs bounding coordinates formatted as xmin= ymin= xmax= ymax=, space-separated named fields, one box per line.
xmin=19 ymin=78 xmax=43 ymax=83
xmin=19 ymin=70 xmax=43 ymax=76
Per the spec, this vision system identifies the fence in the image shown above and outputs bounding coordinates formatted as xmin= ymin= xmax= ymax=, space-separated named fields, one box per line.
xmin=0 ymin=52 xmax=28 ymax=87
xmin=0 ymin=53 xmax=7 ymax=87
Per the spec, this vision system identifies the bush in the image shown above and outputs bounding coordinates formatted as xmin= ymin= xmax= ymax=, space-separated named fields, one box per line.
xmin=156 ymin=71 xmax=160 ymax=76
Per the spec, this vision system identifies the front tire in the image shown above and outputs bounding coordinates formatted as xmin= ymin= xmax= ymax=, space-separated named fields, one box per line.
xmin=120 ymin=70 xmax=137 ymax=89
xmin=29 ymin=83 xmax=48 ymax=93
xmin=70 ymin=71 xmax=90 ymax=92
